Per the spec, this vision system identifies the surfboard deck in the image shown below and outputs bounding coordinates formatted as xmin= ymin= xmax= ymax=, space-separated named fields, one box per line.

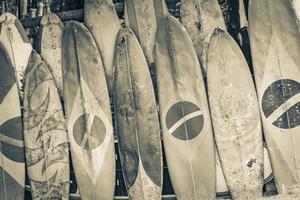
xmin=62 ymin=21 xmax=115 ymax=200
xmin=207 ymin=28 xmax=263 ymax=199
xmin=249 ymin=0 xmax=300 ymax=194
xmin=38 ymin=12 xmax=64 ymax=98
xmin=114 ymin=27 xmax=163 ymax=200
xmin=23 ymin=50 xmax=70 ymax=200
xmin=84 ymin=0 xmax=120 ymax=92
xmin=125 ymin=0 xmax=157 ymax=65
xmin=0 ymin=12 xmax=32 ymax=98
xmin=0 ymin=44 xmax=25 ymax=200
xmin=216 ymin=145 xmax=273 ymax=196
xmin=180 ymin=0 xmax=226 ymax=75
xmin=156 ymin=15 xmax=215 ymax=200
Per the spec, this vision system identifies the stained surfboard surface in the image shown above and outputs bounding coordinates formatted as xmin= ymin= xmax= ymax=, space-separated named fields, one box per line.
xmin=180 ymin=0 xmax=226 ymax=75
xmin=207 ymin=28 xmax=263 ymax=199
xmin=0 ymin=44 xmax=25 ymax=200
xmin=249 ymin=0 xmax=300 ymax=194
xmin=0 ymin=12 xmax=32 ymax=97
xmin=23 ymin=50 xmax=70 ymax=200
xmin=114 ymin=28 xmax=163 ymax=200
xmin=62 ymin=21 xmax=115 ymax=200
xmin=38 ymin=12 xmax=64 ymax=98
xmin=125 ymin=0 xmax=157 ymax=65
xmin=84 ymin=0 xmax=120 ymax=92
xmin=216 ymin=146 xmax=273 ymax=196
xmin=156 ymin=15 xmax=215 ymax=200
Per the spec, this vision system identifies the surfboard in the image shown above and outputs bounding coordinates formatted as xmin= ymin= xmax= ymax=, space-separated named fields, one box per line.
xmin=0 ymin=12 xmax=32 ymax=98
xmin=0 ymin=44 xmax=25 ymax=200
xmin=216 ymin=145 xmax=273 ymax=196
xmin=249 ymin=0 xmax=300 ymax=194
xmin=153 ymin=0 xmax=169 ymax=26
xmin=180 ymin=0 xmax=226 ymax=75
xmin=125 ymin=0 xmax=157 ymax=65
xmin=62 ymin=21 xmax=115 ymax=200
xmin=113 ymin=27 xmax=163 ymax=200
xmin=155 ymin=15 xmax=215 ymax=200
xmin=84 ymin=0 xmax=120 ymax=92
xmin=207 ymin=28 xmax=263 ymax=199
xmin=23 ymin=50 xmax=70 ymax=200
xmin=38 ymin=12 xmax=64 ymax=98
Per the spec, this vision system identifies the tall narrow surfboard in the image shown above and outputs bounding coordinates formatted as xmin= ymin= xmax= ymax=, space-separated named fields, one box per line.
xmin=125 ymin=0 xmax=157 ymax=65
xmin=114 ymin=28 xmax=163 ymax=200
xmin=62 ymin=21 xmax=115 ymax=200
xmin=0 ymin=12 xmax=32 ymax=97
xmin=23 ymin=51 xmax=70 ymax=200
xmin=180 ymin=0 xmax=226 ymax=75
xmin=249 ymin=0 xmax=300 ymax=193
xmin=0 ymin=44 xmax=25 ymax=200
xmin=38 ymin=12 xmax=64 ymax=98
xmin=155 ymin=15 xmax=215 ymax=200
xmin=207 ymin=28 xmax=263 ymax=199
xmin=84 ymin=0 xmax=120 ymax=91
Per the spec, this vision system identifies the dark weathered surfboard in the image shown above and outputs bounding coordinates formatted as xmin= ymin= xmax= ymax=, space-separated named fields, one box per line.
xmin=84 ymin=0 xmax=120 ymax=92
xmin=249 ymin=0 xmax=300 ymax=194
xmin=23 ymin=50 xmax=70 ymax=200
xmin=62 ymin=21 xmax=115 ymax=200
xmin=180 ymin=0 xmax=226 ymax=75
xmin=0 ymin=12 xmax=32 ymax=97
xmin=0 ymin=44 xmax=25 ymax=200
xmin=125 ymin=0 xmax=157 ymax=65
xmin=207 ymin=28 xmax=263 ymax=199
xmin=114 ymin=28 xmax=163 ymax=200
xmin=156 ymin=15 xmax=215 ymax=200
xmin=38 ymin=12 xmax=64 ymax=97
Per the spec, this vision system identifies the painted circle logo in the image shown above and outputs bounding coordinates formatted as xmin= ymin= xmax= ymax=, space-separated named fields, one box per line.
xmin=262 ymin=79 xmax=300 ymax=129
xmin=73 ymin=114 xmax=106 ymax=149
xmin=166 ymin=101 xmax=204 ymax=140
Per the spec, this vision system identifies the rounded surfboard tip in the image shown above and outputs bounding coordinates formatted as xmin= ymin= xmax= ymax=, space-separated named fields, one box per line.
xmin=0 ymin=12 xmax=30 ymax=43
xmin=40 ymin=12 xmax=62 ymax=26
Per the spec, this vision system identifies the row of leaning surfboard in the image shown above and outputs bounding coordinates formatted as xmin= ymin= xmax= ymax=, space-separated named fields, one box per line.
xmin=0 ymin=0 xmax=300 ymax=199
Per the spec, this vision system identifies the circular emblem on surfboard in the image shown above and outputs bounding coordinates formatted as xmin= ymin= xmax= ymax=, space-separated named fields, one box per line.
xmin=166 ymin=101 xmax=204 ymax=140
xmin=73 ymin=114 xmax=106 ymax=149
xmin=262 ymin=79 xmax=300 ymax=129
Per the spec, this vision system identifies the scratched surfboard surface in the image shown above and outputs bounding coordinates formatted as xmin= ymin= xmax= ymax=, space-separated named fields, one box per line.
xmin=23 ymin=50 xmax=70 ymax=200
xmin=38 ymin=12 xmax=64 ymax=98
xmin=155 ymin=15 xmax=215 ymax=200
xmin=84 ymin=0 xmax=120 ymax=92
xmin=125 ymin=0 xmax=157 ymax=65
xmin=114 ymin=28 xmax=163 ymax=200
xmin=249 ymin=0 xmax=300 ymax=194
xmin=62 ymin=21 xmax=115 ymax=200
xmin=180 ymin=0 xmax=226 ymax=75
xmin=207 ymin=28 xmax=263 ymax=199
xmin=0 ymin=12 xmax=32 ymax=98
xmin=0 ymin=44 xmax=25 ymax=200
